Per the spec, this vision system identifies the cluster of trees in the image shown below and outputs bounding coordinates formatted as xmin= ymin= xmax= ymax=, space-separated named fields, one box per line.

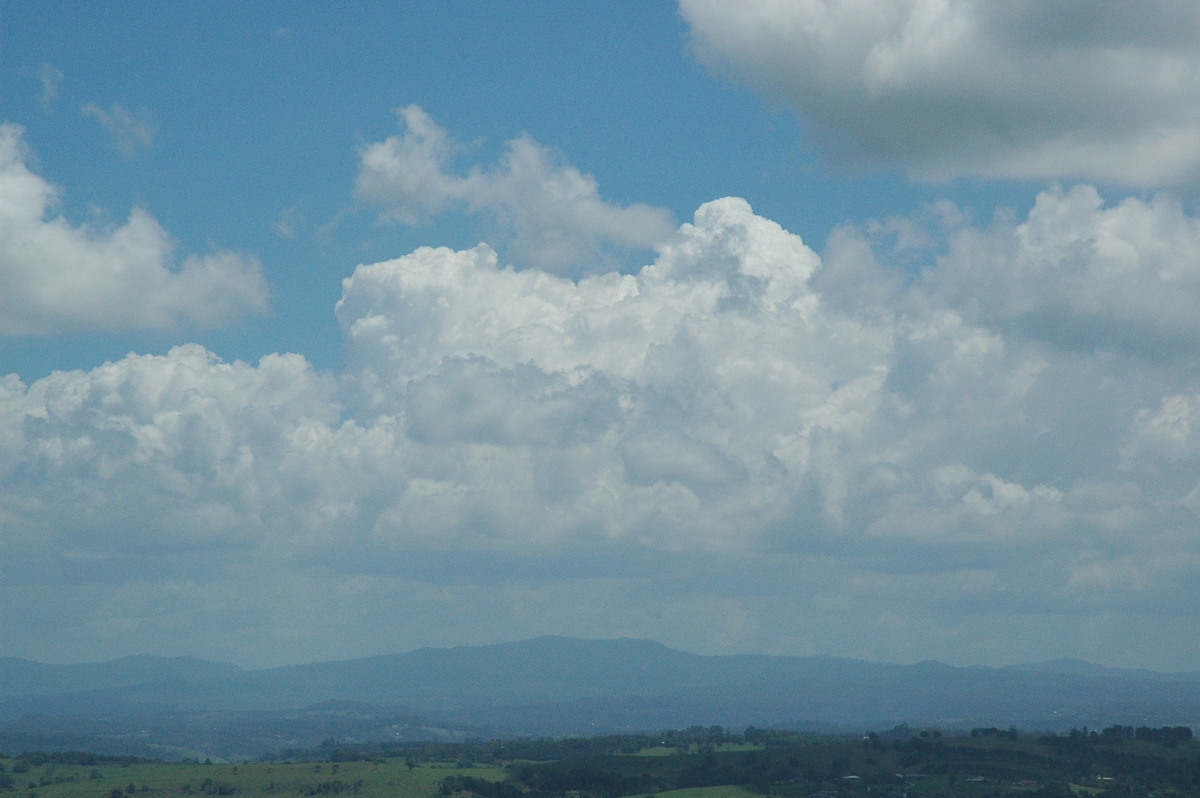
xmin=106 ymin=786 xmax=151 ymax=798
xmin=301 ymin=778 xmax=366 ymax=796
xmin=440 ymin=774 xmax=541 ymax=798
xmin=270 ymin=728 xmax=748 ymax=766
xmin=0 ymin=751 xmax=153 ymax=767
xmin=423 ymin=725 xmax=1200 ymax=798
xmin=1040 ymin=725 xmax=1196 ymax=752
xmin=176 ymin=777 xmax=236 ymax=796
xmin=1096 ymin=725 xmax=1194 ymax=744
xmin=969 ymin=726 xmax=1020 ymax=739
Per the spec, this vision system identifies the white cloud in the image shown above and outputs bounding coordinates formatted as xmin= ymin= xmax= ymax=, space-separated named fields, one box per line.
xmin=0 ymin=345 xmax=336 ymax=544
xmin=921 ymin=185 xmax=1200 ymax=357
xmin=338 ymin=197 xmax=826 ymax=388
xmin=0 ymin=124 xmax=268 ymax=335
xmin=355 ymin=105 xmax=676 ymax=275
xmin=680 ymin=0 xmax=1200 ymax=184
xmin=8 ymin=189 xmax=1200 ymax=667
xmin=81 ymin=102 xmax=156 ymax=156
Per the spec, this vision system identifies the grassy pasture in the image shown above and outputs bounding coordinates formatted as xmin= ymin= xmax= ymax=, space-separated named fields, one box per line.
xmin=0 ymin=757 xmax=506 ymax=798
xmin=627 ymin=786 xmax=759 ymax=798
xmin=4 ymin=730 xmax=1199 ymax=798
xmin=631 ymin=744 xmax=763 ymax=758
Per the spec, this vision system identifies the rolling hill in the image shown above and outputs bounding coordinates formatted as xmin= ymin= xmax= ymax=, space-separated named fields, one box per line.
xmin=3 ymin=637 xmax=1198 ymax=759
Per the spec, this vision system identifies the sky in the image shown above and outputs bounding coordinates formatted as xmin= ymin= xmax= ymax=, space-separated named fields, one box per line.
xmin=4 ymin=1 xmax=1200 ymax=672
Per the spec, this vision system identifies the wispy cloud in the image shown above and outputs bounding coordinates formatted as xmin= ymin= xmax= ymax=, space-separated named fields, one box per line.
xmin=38 ymin=63 xmax=63 ymax=112
xmin=81 ymin=102 xmax=156 ymax=156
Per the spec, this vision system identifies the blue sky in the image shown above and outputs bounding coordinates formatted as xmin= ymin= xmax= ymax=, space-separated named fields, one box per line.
xmin=6 ymin=2 xmax=776 ymax=373
xmin=1 ymin=1 xmax=1038 ymax=376
xmin=5 ymin=1 xmax=1200 ymax=671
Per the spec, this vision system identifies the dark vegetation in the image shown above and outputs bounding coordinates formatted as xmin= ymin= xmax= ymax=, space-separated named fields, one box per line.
xmin=2 ymin=724 xmax=1197 ymax=797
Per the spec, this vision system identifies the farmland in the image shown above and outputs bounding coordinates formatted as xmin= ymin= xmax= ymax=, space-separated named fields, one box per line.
xmin=3 ymin=725 xmax=1199 ymax=797
xmin=0 ymin=754 xmax=505 ymax=798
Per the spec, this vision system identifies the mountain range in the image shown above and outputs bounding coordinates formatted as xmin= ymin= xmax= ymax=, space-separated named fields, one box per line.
xmin=2 ymin=637 xmax=1198 ymax=760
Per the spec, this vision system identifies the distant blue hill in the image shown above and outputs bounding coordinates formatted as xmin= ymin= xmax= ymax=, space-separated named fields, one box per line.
xmin=3 ymin=637 xmax=1199 ymax=752
xmin=1005 ymin=657 xmax=1200 ymax=683
xmin=0 ymin=653 xmax=243 ymax=698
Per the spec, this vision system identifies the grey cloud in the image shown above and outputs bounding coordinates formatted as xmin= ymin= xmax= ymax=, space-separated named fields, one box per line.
xmin=620 ymin=429 xmax=746 ymax=494
xmin=405 ymin=357 xmax=622 ymax=446
xmin=680 ymin=0 xmax=1200 ymax=184
xmin=922 ymin=186 xmax=1200 ymax=360
xmin=989 ymin=1 xmax=1200 ymax=50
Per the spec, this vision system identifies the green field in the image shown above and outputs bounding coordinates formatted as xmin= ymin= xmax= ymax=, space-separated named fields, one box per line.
xmin=628 ymin=786 xmax=759 ymax=798
xmin=631 ymin=744 xmax=763 ymax=758
xmin=3 ymin=726 xmax=1198 ymax=798
xmin=0 ymin=757 xmax=506 ymax=798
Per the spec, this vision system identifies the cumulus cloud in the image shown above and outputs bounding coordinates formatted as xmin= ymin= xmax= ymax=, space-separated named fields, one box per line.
xmin=821 ymin=184 xmax=1200 ymax=359
xmin=7 ymin=188 xmax=1200 ymax=666
xmin=925 ymin=186 xmax=1200 ymax=356
xmin=0 ymin=345 xmax=337 ymax=544
xmin=355 ymin=105 xmax=676 ymax=275
xmin=81 ymin=102 xmax=156 ymax=156
xmin=0 ymin=124 xmax=268 ymax=335
xmin=680 ymin=0 xmax=1200 ymax=184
